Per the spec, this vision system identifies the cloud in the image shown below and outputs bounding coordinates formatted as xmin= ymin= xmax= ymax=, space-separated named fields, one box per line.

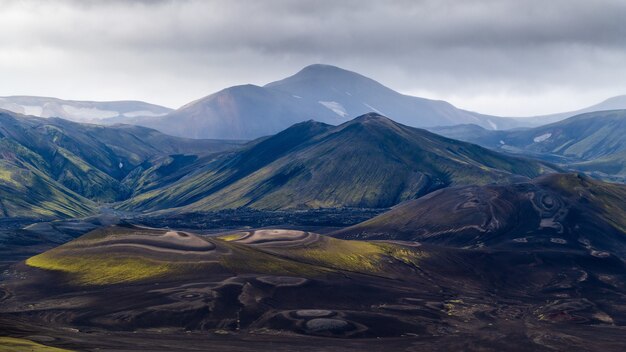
xmin=0 ymin=0 xmax=625 ymax=115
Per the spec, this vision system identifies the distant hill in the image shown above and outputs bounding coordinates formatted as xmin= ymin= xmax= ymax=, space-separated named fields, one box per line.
xmin=519 ymin=95 xmax=626 ymax=126
xmin=431 ymin=110 xmax=626 ymax=181
xmin=115 ymin=64 xmax=521 ymax=139
xmin=119 ymin=113 xmax=556 ymax=213
xmin=0 ymin=109 xmax=243 ymax=217
xmin=0 ymin=96 xmax=172 ymax=123
xmin=333 ymin=173 xmax=626 ymax=255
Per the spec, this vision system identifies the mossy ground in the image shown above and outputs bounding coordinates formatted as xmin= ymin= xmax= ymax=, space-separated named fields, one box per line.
xmin=26 ymin=252 xmax=182 ymax=285
xmin=25 ymin=225 xmax=426 ymax=286
xmin=219 ymin=236 xmax=426 ymax=275
xmin=0 ymin=337 xmax=74 ymax=352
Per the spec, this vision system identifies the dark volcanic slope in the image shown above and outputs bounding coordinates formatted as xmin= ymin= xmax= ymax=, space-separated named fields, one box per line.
xmin=3 ymin=221 xmax=626 ymax=351
xmin=334 ymin=173 xmax=626 ymax=254
xmin=120 ymin=113 xmax=556 ymax=213
xmin=432 ymin=110 xmax=626 ymax=181
xmin=0 ymin=109 xmax=243 ymax=217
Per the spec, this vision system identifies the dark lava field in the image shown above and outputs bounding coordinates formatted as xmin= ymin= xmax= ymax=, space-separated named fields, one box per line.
xmin=1 ymin=175 xmax=626 ymax=351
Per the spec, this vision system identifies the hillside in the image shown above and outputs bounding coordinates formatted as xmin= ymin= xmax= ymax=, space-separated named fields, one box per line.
xmin=333 ymin=173 xmax=626 ymax=254
xmin=431 ymin=110 xmax=626 ymax=181
xmin=120 ymin=113 xmax=555 ymax=213
xmin=519 ymin=95 xmax=626 ymax=126
xmin=0 ymin=110 xmax=243 ymax=217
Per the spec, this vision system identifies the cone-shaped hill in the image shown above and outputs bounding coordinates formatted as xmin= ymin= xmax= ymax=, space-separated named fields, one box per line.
xmin=333 ymin=173 xmax=626 ymax=255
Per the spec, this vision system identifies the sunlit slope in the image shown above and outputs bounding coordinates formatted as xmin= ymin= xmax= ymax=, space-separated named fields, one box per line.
xmin=0 ymin=158 xmax=95 ymax=218
xmin=0 ymin=109 xmax=242 ymax=213
xmin=25 ymin=226 xmax=424 ymax=285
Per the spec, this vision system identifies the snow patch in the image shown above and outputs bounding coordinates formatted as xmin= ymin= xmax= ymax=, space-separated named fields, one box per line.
xmin=345 ymin=91 xmax=352 ymax=96
xmin=319 ymin=101 xmax=348 ymax=117
xmin=292 ymin=95 xmax=302 ymax=99
xmin=123 ymin=110 xmax=168 ymax=118
xmin=22 ymin=105 xmax=44 ymax=116
xmin=62 ymin=105 xmax=119 ymax=119
xmin=499 ymin=140 xmax=505 ymax=145
xmin=118 ymin=162 xmax=124 ymax=169
xmin=487 ymin=119 xmax=498 ymax=130
xmin=533 ymin=133 xmax=552 ymax=143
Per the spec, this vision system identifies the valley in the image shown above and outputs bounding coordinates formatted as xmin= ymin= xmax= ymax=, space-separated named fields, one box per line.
xmin=0 ymin=68 xmax=625 ymax=352
xmin=3 ymin=2 xmax=626 ymax=351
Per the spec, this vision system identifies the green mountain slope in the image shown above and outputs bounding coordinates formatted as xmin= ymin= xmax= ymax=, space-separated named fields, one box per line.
xmin=431 ymin=110 xmax=626 ymax=181
xmin=0 ymin=110 xmax=243 ymax=202
xmin=0 ymin=141 xmax=95 ymax=218
xmin=120 ymin=113 xmax=556 ymax=213
xmin=0 ymin=109 xmax=243 ymax=218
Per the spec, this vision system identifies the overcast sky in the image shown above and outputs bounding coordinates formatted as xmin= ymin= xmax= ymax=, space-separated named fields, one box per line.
xmin=1 ymin=0 xmax=625 ymax=116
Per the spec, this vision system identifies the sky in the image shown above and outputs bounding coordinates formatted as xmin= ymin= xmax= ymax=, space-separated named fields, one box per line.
xmin=1 ymin=0 xmax=626 ymax=116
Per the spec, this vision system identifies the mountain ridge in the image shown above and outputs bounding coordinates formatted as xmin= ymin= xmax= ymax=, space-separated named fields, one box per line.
xmin=0 ymin=96 xmax=172 ymax=123
xmin=431 ymin=109 xmax=626 ymax=181
xmin=111 ymin=64 xmax=522 ymax=139
xmin=0 ymin=109 xmax=244 ymax=217
xmin=119 ymin=113 xmax=557 ymax=213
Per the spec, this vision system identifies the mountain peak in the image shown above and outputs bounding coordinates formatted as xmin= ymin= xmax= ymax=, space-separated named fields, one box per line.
xmin=299 ymin=63 xmax=348 ymax=73
xmin=348 ymin=112 xmax=397 ymax=128
xmin=266 ymin=64 xmax=368 ymax=88
xmin=353 ymin=112 xmax=388 ymax=121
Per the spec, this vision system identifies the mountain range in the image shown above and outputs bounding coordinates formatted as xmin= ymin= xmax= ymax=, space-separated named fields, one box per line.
xmin=113 ymin=65 xmax=626 ymax=140
xmin=4 ymin=65 xmax=626 ymax=142
xmin=521 ymin=95 xmax=626 ymax=126
xmin=0 ymin=108 xmax=557 ymax=218
xmin=119 ymin=113 xmax=555 ymax=213
xmin=431 ymin=110 xmax=626 ymax=182
xmin=113 ymin=64 xmax=524 ymax=139
xmin=0 ymin=109 xmax=242 ymax=218
xmin=0 ymin=96 xmax=172 ymax=123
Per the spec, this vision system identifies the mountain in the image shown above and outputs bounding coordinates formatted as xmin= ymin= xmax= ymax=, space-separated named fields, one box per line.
xmin=431 ymin=110 xmax=626 ymax=181
xmin=519 ymin=95 xmax=626 ymax=126
xmin=115 ymin=64 xmax=521 ymax=139
xmin=333 ymin=173 xmax=626 ymax=253
xmin=0 ymin=96 xmax=172 ymax=123
xmin=0 ymin=109 xmax=243 ymax=217
xmin=119 ymin=84 xmax=343 ymax=139
xmin=0 ymin=156 xmax=95 ymax=219
xmin=265 ymin=64 xmax=519 ymax=129
xmin=119 ymin=113 xmax=556 ymax=213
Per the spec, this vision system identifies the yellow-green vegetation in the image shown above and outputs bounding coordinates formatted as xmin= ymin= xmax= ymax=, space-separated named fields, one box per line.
xmin=217 ymin=233 xmax=245 ymax=242
xmin=280 ymin=237 xmax=386 ymax=272
xmin=26 ymin=252 xmax=180 ymax=285
xmin=217 ymin=240 xmax=323 ymax=276
xmin=57 ymin=147 xmax=93 ymax=173
xmin=24 ymin=227 xmax=207 ymax=285
xmin=379 ymin=244 xmax=426 ymax=267
xmin=272 ymin=237 xmax=425 ymax=274
xmin=0 ymin=337 xmax=74 ymax=352
xmin=0 ymin=167 xmax=21 ymax=188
